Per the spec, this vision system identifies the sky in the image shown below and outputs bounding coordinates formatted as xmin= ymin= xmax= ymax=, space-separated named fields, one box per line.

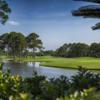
xmin=0 ymin=0 xmax=100 ymax=50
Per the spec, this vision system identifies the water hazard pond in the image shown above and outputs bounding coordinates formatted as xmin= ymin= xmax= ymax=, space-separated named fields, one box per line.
xmin=2 ymin=61 xmax=77 ymax=78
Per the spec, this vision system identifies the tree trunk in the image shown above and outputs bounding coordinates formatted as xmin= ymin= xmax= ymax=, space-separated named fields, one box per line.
xmin=19 ymin=47 xmax=21 ymax=62
xmin=33 ymin=48 xmax=35 ymax=58
xmin=13 ymin=50 xmax=16 ymax=61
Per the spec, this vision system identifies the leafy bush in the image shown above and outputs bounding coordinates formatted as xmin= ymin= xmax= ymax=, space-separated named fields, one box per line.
xmin=70 ymin=67 xmax=100 ymax=92
xmin=0 ymin=64 xmax=100 ymax=100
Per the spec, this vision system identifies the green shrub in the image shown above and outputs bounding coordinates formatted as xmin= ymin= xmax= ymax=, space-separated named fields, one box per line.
xmin=0 ymin=64 xmax=100 ymax=100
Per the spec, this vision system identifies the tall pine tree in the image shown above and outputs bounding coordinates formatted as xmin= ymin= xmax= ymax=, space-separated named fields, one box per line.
xmin=72 ymin=0 xmax=100 ymax=30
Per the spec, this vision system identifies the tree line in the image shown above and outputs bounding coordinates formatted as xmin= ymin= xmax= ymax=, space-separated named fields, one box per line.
xmin=54 ymin=43 xmax=100 ymax=58
xmin=0 ymin=32 xmax=43 ymax=59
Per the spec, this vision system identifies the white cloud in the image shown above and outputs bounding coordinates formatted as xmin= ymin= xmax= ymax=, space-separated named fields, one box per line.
xmin=8 ymin=20 xmax=20 ymax=26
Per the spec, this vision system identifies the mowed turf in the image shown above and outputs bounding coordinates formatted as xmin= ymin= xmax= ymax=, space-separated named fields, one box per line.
xmin=23 ymin=56 xmax=100 ymax=70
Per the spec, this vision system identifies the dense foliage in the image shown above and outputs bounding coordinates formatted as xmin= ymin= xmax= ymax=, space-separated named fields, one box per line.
xmin=0 ymin=64 xmax=100 ymax=100
xmin=26 ymin=33 xmax=43 ymax=57
xmin=2 ymin=33 xmax=100 ymax=58
xmin=36 ymin=50 xmax=55 ymax=56
xmin=0 ymin=32 xmax=43 ymax=59
xmin=54 ymin=43 xmax=100 ymax=58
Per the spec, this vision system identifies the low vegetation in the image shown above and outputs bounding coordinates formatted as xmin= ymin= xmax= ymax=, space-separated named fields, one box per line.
xmin=0 ymin=64 xmax=100 ymax=100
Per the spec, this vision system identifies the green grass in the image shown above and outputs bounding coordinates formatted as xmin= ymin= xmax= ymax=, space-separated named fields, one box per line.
xmin=0 ymin=55 xmax=12 ymax=61
xmin=21 ymin=56 xmax=100 ymax=70
xmin=1 ymin=55 xmax=100 ymax=70
xmin=85 ymin=92 xmax=100 ymax=100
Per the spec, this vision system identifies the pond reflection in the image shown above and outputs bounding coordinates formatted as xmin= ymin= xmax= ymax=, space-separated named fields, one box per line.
xmin=3 ymin=61 xmax=77 ymax=78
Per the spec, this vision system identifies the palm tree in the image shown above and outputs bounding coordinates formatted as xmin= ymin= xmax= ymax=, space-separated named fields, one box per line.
xmin=26 ymin=33 xmax=43 ymax=57
xmin=0 ymin=0 xmax=11 ymax=24
xmin=72 ymin=0 xmax=100 ymax=30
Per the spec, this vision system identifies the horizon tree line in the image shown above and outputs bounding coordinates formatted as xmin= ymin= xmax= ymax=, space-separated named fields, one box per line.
xmin=54 ymin=42 xmax=100 ymax=58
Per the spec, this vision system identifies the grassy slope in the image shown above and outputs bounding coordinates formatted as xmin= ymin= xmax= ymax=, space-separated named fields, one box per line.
xmin=22 ymin=56 xmax=100 ymax=70
xmin=0 ymin=56 xmax=12 ymax=61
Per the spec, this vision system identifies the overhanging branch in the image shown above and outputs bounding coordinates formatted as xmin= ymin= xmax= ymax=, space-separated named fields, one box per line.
xmin=74 ymin=0 xmax=100 ymax=3
xmin=92 ymin=23 xmax=100 ymax=30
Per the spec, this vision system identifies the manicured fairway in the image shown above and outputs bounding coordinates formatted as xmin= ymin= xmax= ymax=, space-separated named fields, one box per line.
xmin=22 ymin=56 xmax=100 ymax=70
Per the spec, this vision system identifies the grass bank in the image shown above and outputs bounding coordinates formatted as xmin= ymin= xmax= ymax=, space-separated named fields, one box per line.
xmin=0 ymin=56 xmax=12 ymax=61
xmin=22 ymin=56 xmax=100 ymax=70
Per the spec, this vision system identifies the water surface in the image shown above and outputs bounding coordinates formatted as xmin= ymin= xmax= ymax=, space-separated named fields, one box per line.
xmin=3 ymin=61 xmax=77 ymax=78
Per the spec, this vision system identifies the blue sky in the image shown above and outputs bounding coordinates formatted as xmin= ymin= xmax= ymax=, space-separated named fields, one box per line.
xmin=0 ymin=0 xmax=100 ymax=50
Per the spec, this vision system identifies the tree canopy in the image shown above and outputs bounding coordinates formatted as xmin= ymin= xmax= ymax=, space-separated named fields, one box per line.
xmin=54 ymin=42 xmax=100 ymax=58
xmin=26 ymin=33 xmax=43 ymax=57
xmin=0 ymin=32 xmax=43 ymax=59
xmin=72 ymin=0 xmax=100 ymax=30
xmin=55 ymin=43 xmax=89 ymax=57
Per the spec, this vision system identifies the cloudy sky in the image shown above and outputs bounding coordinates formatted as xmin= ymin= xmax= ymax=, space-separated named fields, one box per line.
xmin=0 ymin=0 xmax=100 ymax=50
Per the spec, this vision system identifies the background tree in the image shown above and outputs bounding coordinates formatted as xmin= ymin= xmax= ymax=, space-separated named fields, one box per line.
xmin=0 ymin=0 xmax=11 ymax=24
xmin=68 ymin=43 xmax=89 ymax=57
xmin=55 ymin=44 xmax=69 ymax=57
xmin=7 ymin=32 xmax=26 ymax=59
xmin=55 ymin=43 xmax=89 ymax=57
xmin=0 ymin=33 xmax=9 ymax=56
xmin=72 ymin=0 xmax=100 ymax=30
xmin=26 ymin=33 xmax=43 ymax=57
xmin=40 ymin=50 xmax=55 ymax=56
xmin=89 ymin=43 xmax=100 ymax=57
xmin=0 ymin=32 xmax=26 ymax=60
xmin=0 ymin=0 xmax=11 ymax=55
